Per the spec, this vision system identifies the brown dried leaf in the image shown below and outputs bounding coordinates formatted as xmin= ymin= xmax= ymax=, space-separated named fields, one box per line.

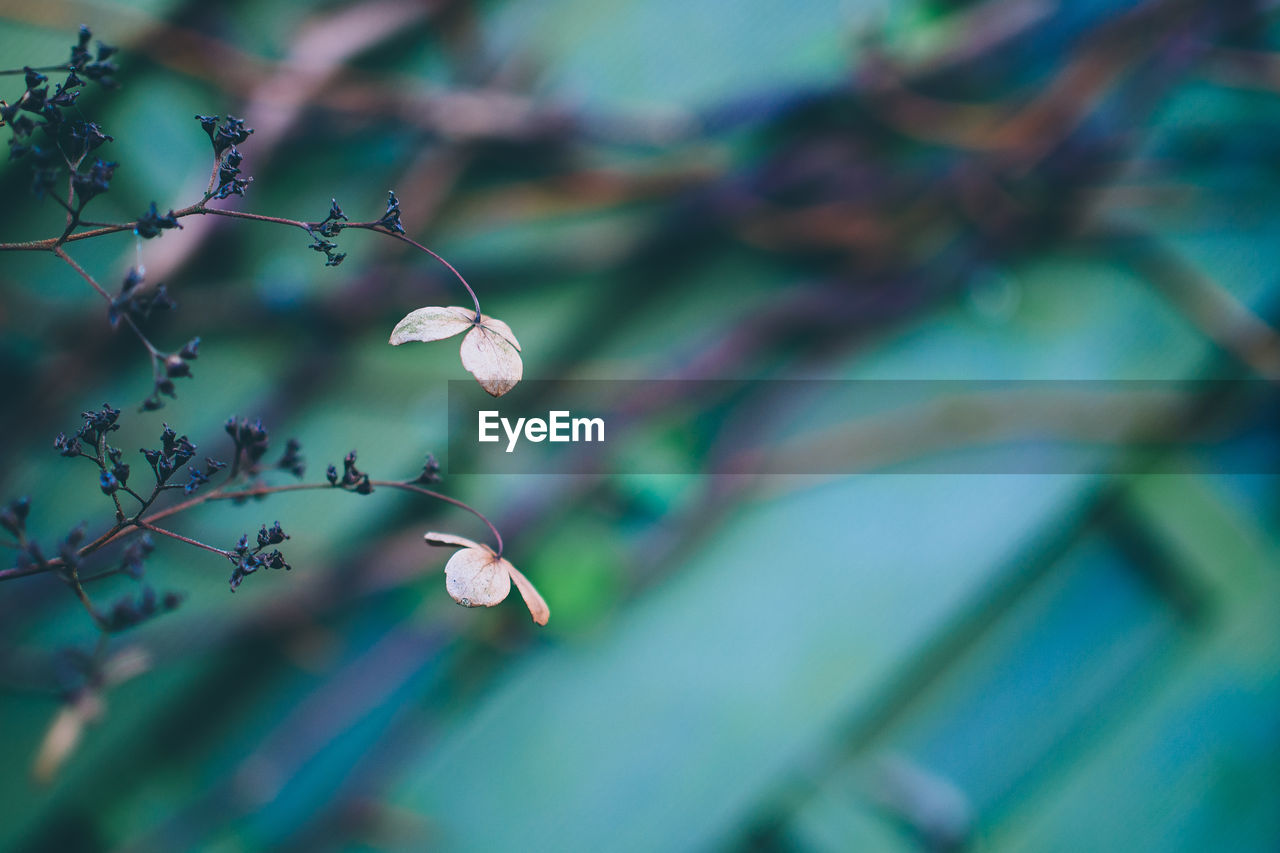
xmin=388 ymin=306 xmax=475 ymax=345
xmin=460 ymin=325 xmax=523 ymax=397
xmin=507 ymin=563 xmax=550 ymax=626
xmin=444 ymin=546 xmax=511 ymax=607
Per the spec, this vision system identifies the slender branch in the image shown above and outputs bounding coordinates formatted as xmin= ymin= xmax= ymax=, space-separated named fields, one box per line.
xmin=53 ymin=247 xmax=165 ymax=367
xmin=2 ymin=205 xmax=483 ymax=322
xmin=79 ymin=567 xmax=127 ymax=583
xmin=137 ymin=523 xmax=231 ymax=558
xmin=51 ymin=246 xmax=111 ymax=301
xmin=0 ymin=472 xmax=504 ymax=584
xmin=137 ymin=479 xmax=503 ymax=554
xmin=197 ymin=207 xmax=311 ymax=231
xmin=0 ymin=64 xmax=67 ymax=75
xmin=351 ymin=225 xmax=483 ymax=319
xmin=66 ymin=566 xmax=108 ymax=631
xmin=205 ymin=156 xmax=221 ymax=198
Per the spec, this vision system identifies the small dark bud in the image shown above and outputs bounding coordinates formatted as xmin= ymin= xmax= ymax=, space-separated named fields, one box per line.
xmin=196 ymin=114 xmax=218 ymax=142
xmin=120 ymin=267 xmax=144 ymax=296
xmin=164 ymin=354 xmax=190 ymax=378
xmin=184 ymin=468 xmax=209 ymax=494
xmin=25 ymin=541 xmax=47 ymax=569
xmin=377 ymin=190 xmax=405 ymax=234
xmin=120 ymin=534 xmax=153 ymax=579
xmin=342 ymin=450 xmax=360 ymax=484
xmin=257 ymin=521 xmax=288 ymax=548
xmin=275 ymin=438 xmax=304 ymax=478
xmin=70 ymin=158 xmax=116 ymax=203
xmin=160 ymin=425 xmax=178 ymax=456
xmin=135 ymin=201 xmax=182 ymax=239
xmin=415 ymin=454 xmax=441 ymax=484
xmin=317 ymin=198 xmax=348 ymax=237
xmin=262 ymin=550 xmax=290 ymax=570
xmin=0 ymin=497 xmax=30 ymax=538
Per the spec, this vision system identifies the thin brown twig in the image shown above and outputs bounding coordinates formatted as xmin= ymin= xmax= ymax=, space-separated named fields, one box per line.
xmin=0 ymin=473 xmax=503 ymax=585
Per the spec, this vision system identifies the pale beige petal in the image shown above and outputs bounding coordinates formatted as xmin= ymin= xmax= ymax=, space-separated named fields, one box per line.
xmin=388 ymin=306 xmax=476 ymax=345
xmin=459 ymin=326 xmax=523 ymax=397
xmin=424 ymin=531 xmax=483 ymax=550
xmin=33 ymin=693 xmax=102 ymax=784
xmin=444 ymin=547 xmax=511 ymax=607
xmin=505 ymin=562 xmax=550 ymax=626
xmin=480 ymin=315 xmax=521 ymax=351
xmin=102 ymin=646 xmax=152 ymax=687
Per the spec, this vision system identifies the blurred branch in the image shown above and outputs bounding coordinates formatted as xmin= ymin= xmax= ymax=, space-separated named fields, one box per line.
xmin=1083 ymin=221 xmax=1280 ymax=379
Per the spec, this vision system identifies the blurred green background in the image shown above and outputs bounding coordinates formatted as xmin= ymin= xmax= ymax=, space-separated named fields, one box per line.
xmin=2 ymin=0 xmax=1280 ymax=850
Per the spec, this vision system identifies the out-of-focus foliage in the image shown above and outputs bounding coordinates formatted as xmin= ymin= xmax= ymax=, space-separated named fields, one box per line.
xmin=1 ymin=0 xmax=1280 ymax=851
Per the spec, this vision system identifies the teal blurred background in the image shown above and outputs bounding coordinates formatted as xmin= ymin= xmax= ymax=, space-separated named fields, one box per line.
xmin=2 ymin=0 xmax=1280 ymax=850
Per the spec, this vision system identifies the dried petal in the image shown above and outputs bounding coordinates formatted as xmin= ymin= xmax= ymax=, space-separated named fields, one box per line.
xmin=424 ymin=531 xmax=489 ymax=553
xmin=460 ymin=325 xmax=523 ymax=397
xmin=102 ymin=646 xmax=152 ymax=686
xmin=480 ymin=315 xmax=521 ymax=351
xmin=33 ymin=692 xmax=102 ymax=783
xmin=444 ymin=547 xmax=511 ymax=608
xmin=507 ymin=563 xmax=550 ymax=625
xmin=388 ymin=306 xmax=476 ymax=345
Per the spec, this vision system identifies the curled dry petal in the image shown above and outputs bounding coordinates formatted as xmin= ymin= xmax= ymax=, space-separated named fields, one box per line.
xmin=102 ymin=646 xmax=152 ymax=686
xmin=424 ymin=531 xmax=487 ymax=552
xmin=33 ymin=692 xmax=103 ymax=784
xmin=444 ymin=546 xmax=511 ymax=607
xmin=425 ymin=532 xmax=549 ymax=624
xmin=507 ymin=563 xmax=550 ymax=626
xmin=460 ymin=325 xmax=523 ymax=397
xmin=388 ymin=306 xmax=475 ymax=345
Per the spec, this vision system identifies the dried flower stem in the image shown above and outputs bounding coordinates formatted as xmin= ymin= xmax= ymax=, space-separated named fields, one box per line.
xmin=0 ymin=474 xmax=502 ymax=585
xmin=0 ymin=203 xmax=483 ymax=317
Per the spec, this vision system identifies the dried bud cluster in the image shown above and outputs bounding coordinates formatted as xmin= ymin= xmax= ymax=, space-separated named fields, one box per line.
xmin=276 ymin=438 xmax=306 ymax=479
xmin=135 ymin=202 xmax=182 ymax=239
xmin=104 ymin=586 xmax=182 ymax=632
xmin=228 ymin=523 xmax=291 ymax=591
xmin=307 ymin=198 xmax=349 ymax=266
xmin=3 ymin=27 xmax=117 ymax=199
xmin=326 ymin=450 xmax=373 ymax=494
xmin=196 ymin=114 xmax=254 ymax=199
xmin=225 ymin=416 xmax=271 ymax=476
xmin=109 ymin=268 xmax=174 ymax=328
